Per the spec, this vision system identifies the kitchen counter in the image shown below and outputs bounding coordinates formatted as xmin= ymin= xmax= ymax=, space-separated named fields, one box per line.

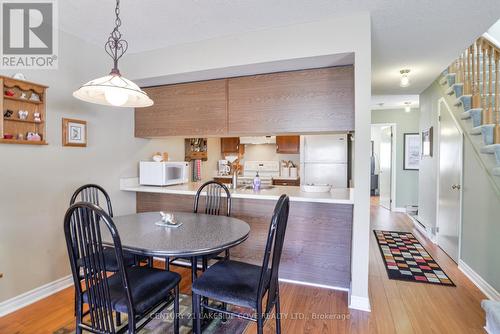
xmin=121 ymin=177 xmax=354 ymax=289
xmin=120 ymin=178 xmax=353 ymax=205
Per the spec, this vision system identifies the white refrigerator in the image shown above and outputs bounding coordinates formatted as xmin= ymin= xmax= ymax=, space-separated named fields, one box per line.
xmin=300 ymin=134 xmax=348 ymax=188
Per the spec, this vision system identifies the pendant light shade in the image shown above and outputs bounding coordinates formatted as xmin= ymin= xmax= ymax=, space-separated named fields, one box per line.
xmin=73 ymin=74 xmax=153 ymax=107
xmin=73 ymin=0 xmax=153 ymax=108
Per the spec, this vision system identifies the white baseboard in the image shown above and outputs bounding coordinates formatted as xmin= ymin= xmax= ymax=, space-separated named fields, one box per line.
xmin=0 ymin=275 xmax=73 ymax=317
xmin=278 ymin=278 xmax=349 ymax=292
xmin=458 ymin=260 xmax=500 ymax=301
xmin=406 ymin=214 xmax=438 ymax=244
xmin=393 ymin=207 xmax=406 ymax=213
xmin=348 ymin=295 xmax=371 ymax=312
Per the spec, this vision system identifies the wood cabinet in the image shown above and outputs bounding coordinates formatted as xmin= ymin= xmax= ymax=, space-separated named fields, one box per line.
xmin=228 ymin=67 xmax=354 ymax=135
xmin=134 ymin=66 xmax=354 ymax=137
xmin=213 ymin=177 xmax=232 ymax=184
xmin=135 ymin=79 xmax=227 ymax=137
xmin=0 ymin=76 xmax=48 ymax=145
xmin=220 ymin=137 xmax=240 ymax=153
xmin=272 ymin=179 xmax=300 ymax=186
xmin=276 ymin=135 xmax=300 ymax=154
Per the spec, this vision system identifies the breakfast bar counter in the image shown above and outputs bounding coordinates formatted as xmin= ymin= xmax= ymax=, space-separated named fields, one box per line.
xmin=120 ymin=178 xmax=354 ymax=205
xmin=120 ymin=178 xmax=354 ymax=289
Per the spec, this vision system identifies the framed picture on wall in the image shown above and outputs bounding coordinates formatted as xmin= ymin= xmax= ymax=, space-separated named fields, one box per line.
xmin=421 ymin=127 xmax=433 ymax=157
xmin=403 ymin=133 xmax=420 ymax=170
xmin=62 ymin=118 xmax=87 ymax=147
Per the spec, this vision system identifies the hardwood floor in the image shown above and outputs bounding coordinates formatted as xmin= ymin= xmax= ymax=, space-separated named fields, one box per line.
xmin=0 ymin=198 xmax=487 ymax=333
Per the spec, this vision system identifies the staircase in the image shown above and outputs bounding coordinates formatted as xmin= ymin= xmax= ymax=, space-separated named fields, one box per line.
xmin=441 ymin=36 xmax=500 ymax=187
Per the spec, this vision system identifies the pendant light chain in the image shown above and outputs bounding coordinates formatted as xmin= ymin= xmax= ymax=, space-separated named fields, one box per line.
xmin=105 ymin=0 xmax=128 ymax=75
xmin=72 ymin=0 xmax=154 ymax=108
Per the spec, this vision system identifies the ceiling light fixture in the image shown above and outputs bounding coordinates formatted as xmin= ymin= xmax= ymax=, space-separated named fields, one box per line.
xmin=404 ymin=102 xmax=412 ymax=112
xmin=73 ymin=0 xmax=153 ymax=108
xmin=400 ymin=69 xmax=411 ymax=88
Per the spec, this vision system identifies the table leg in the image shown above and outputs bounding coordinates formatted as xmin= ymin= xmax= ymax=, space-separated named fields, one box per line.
xmin=191 ymin=256 xmax=198 ymax=332
xmin=165 ymin=257 xmax=170 ymax=271
xmin=191 ymin=256 xmax=198 ymax=282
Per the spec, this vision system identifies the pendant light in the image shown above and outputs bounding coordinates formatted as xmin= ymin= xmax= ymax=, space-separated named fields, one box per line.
xmin=399 ymin=69 xmax=411 ymax=88
xmin=73 ymin=0 xmax=153 ymax=108
xmin=404 ymin=101 xmax=412 ymax=112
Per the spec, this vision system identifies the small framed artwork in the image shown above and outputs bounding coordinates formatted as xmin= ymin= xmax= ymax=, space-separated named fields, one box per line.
xmin=62 ymin=118 xmax=87 ymax=147
xmin=421 ymin=127 xmax=433 ymax=157
xmin=403 ymin=133 xmax=420 ymax=170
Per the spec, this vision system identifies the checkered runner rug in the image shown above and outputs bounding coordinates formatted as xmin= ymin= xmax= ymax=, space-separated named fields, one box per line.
xmin=373 ymin=230 xmax=455 ymax=286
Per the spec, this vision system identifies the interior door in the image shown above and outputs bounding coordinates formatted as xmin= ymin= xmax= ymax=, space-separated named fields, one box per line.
xmin=379 ymin=126 xmax=392 ymax=210
xmin=438 ymin=103 xmax=462 ymax=262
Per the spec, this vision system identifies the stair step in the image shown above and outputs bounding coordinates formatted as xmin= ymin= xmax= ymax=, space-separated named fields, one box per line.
xmin=494 ymin=144 xmax=500 ymax=165
xmin=455 ymin=95 xmax=472 ymax=111
xmin=460 ymin=111 xmax=471 ymax=119
xmin=470 ymin=126 xmax=483 ymax=135
xmin=471 ymin=109 xmax=483 ymax=128
xmin=481 ymin=124 xmax=496 ymax=146
xmin=481 ymin=144 xmax=497 ymax=154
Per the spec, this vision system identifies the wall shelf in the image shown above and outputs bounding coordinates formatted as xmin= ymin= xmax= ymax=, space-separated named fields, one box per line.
xmin=0 ymin=139 xmax=48 ymax=145
xmin=1 ymin=76 xmax=48 ymax=146
xmin=4 ymin=118 xmax=44 ymax=124
xmin=4 ymin=95 xmax=43 ymax=104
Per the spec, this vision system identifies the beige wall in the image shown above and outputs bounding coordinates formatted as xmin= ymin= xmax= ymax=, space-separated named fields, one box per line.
xmin=0 ymin=31 xmax=177 ymax=303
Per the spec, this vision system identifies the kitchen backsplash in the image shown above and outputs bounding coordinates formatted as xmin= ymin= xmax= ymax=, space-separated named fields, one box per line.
xmin=240 ymin=144 xmax=299 ymax=166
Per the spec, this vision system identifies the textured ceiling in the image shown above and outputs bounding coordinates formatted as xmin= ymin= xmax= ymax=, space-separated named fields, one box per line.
xmin=59 ymin=0 xmax=500 ymax=94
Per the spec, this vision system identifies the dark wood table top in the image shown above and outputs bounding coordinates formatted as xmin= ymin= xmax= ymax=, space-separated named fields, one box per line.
xmin=101 ymin=211 xmax=250 ymax=257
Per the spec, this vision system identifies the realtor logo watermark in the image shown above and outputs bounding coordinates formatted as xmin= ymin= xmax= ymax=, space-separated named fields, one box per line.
xmin=1 ymin=0 xmax=58 ymax=69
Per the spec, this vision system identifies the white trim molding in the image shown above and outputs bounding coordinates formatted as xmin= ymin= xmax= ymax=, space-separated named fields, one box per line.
xmin=458 ymin=260 xmax=500 ymax=301
xmin=393 ymin=207 xmax=406 ymax=213
xmin=278 ymin=278 xmax=349 ymax=292
xmin=0 ymin=275 xmax=73 ymax=317
xmin=348 ymin=295 xmax=371 ymax=312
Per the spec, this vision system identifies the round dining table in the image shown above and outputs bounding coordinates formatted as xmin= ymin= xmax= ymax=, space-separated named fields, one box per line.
xmin=101 ymin=211 xmax=250 ymax=330
xmin=101 ymin=211 xmax=250 ymax=280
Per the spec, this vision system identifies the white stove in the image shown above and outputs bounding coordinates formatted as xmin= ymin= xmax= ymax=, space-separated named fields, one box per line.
xmin=240 ymin=161 xmax=280 ymax=185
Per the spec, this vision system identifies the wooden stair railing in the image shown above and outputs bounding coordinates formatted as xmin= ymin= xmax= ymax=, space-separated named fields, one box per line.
xmin=451 ymin=36 xmax=500 ymax=144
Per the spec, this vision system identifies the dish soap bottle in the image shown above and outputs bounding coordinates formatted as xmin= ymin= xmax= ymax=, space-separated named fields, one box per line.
xmin=253 ymin=172 xmax=261 ymax=191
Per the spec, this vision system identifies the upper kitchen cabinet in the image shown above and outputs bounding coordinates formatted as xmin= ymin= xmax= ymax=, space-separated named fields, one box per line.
xmin=276 ymin=135 xmax=300 ymax=154
xmin=135 ymin=79 xmax=227 ymax=137
xmin=221 ymin=137 xmax=240 ymax=153
xmin=227 ymin=67 xmax=354 ymax=135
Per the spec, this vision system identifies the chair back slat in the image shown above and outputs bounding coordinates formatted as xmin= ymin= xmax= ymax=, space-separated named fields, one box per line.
xmin=70 ymin=184 xmax=113 ymax=217
xmin=257 ymin=195 xmax=290 ymax=308
xmin=194 ymin=181 xmax=231 ymax=217
xmin=65 ymin=202 xmax=133 ymax=334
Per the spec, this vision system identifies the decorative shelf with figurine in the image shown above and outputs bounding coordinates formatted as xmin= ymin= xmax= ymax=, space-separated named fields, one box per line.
xmin=0 ymin=75 xmax=48 ymax=145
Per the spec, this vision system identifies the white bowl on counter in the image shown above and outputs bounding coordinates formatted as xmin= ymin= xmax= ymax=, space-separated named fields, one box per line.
xmin=300 ymin=184 xmax=332 ymax=193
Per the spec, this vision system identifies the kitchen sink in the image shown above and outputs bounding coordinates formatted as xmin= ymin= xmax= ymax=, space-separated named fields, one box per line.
xmin=237 ymin=185 xmax=275 ymax=190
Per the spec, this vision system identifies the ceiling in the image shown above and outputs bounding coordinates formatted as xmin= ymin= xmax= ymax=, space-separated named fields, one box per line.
xmin=59 ymin=0 xmax=500 ymax=95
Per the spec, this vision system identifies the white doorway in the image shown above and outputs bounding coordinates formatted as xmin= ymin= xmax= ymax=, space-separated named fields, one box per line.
xmin=371 ymin=124 xmax=396 ymax=211
xmin=437 ymin=99 xmax=463 ymax=262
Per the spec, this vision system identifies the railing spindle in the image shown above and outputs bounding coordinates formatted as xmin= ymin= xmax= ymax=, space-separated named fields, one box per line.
xmin=473 ymin=41 xmax=481 ymax=108
xmin=495 ymin=49 xmax=500 ymax=143
xmin=486 ymin=45 xmax=494 ymax=124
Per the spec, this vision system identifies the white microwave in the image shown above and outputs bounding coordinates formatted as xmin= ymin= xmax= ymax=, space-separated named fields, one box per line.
xmin=139 ymin=161 xmax=190 ymax=186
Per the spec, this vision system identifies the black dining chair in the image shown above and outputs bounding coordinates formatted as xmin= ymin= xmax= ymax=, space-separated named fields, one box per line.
xmin=191 ymin=194 xmax=290 ymax=334
xmin=70 ymin=184 xmax=138 ymax=271
xmin=169 ymin=181 xmax=232 ymax=273
xmin=65 ymin=202 xmax=181 ymax=334
xmin=70 ymin=184 xmax=138 ymax=325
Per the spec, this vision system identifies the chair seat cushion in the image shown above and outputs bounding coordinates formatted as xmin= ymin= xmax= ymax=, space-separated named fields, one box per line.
xmin=77 ymin=247 xmax=135 ymax=272
xmin=192 ymin=260 xmax=269 ymax=309
xmin=83 ymin=267 xmax=181 ymax=314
